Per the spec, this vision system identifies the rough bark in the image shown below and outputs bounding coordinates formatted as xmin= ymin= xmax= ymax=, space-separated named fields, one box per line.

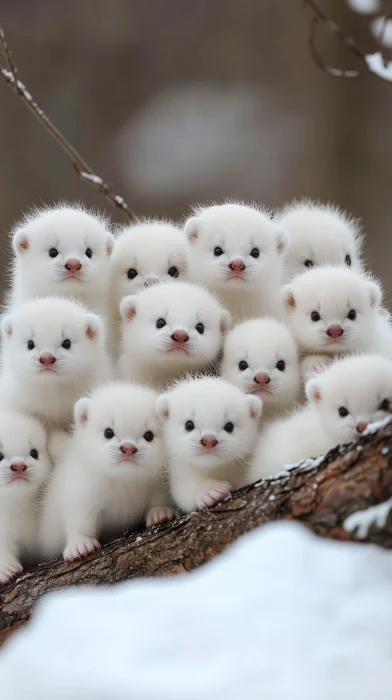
xmin=1 ymin=421 xmax=392 ymax=646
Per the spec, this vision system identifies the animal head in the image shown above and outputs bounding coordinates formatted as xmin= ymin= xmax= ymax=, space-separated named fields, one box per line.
xmin=110 ymin=220 xmax=188 ymax=303
xmin=0 ymin=412 xmax=50 ymax=493
xmin=12 ymin=204 xmax=114 ymax=296
xmin=119 ymin=282 xmax=231 ymax=370
xmin=185 ymin=202 xmax=288 ymax=291
xmin=221 ymin=319 xmax=301 ymax=409
xmin=306 ymin=354 xmax=392 ymax=445
xmin=74 ymin=383 xmax=164 ymax=478
xmin=276 ymin=200 xmax=363 ymax=281
xmin=281 ymin=267 xmax=381 ymax=354
xmin=1 ymin=297 xmax=103 ymax=382
xmin=156 ymin=377 xmax=262 ymax=469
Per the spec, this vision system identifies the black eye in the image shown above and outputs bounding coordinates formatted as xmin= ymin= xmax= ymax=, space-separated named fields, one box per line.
xmin=156 ymin=318 xmax=166 ymax=329
xmin=250 ymin=248 xmax=259 ymax=258
xmin=347 ymin=309 xmax=356 ymax=321
xmin=224 ymin=422 xmax=234 ymax=433
xmin=311 ymin=311 xmax=320 ymax=322
xmin=214 ymin=247 xmax=224 ymax=257
xmin=27 ymin=340 xmax=35 ymax=350
xmin=239 ymin=360 xmax=248 ymax=371
xmin=143 ymin=431 xmax=154 ymax=442
xmin=185 ymin=420 xmax=195 ymax=431
xmin=49 ymin=248 xmax=59 ymax=258
xmin=104 ymin=428 xmax=114 ymax=439
xmin=30 ymin=449 xmax=38 ymax=459
xmin=339 ymin=407 xmax=349 ymax=417
xmin=62 ymin=339 xmax=71 ymax=349
xmin=380 ymin=399 xmax=390 ymax=412
xmin=345 ymin=254 xmax=352 ymax=266
xmin=85 ymin=248 xmax=93 ymax=259
xmin=0 ymin=453 xmax=3 ymax=461
xmin=304 ymin=260 xmax=314 ymax=268
xmin=127 ymin=268 xmax=138 ymax=279
xmin=276 ymin=360 xmax=286 ymax=372
xmin=196 ymin=323 xmax=204 ymax=335
xmin=168 ymin=267 xmax=179 ymax=278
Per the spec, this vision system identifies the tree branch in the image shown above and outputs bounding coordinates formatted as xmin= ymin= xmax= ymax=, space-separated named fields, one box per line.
xmin=1 ymin=419 xmax=392 ymax=645
xmin=0 ymin=24 xmax=135 ymax=221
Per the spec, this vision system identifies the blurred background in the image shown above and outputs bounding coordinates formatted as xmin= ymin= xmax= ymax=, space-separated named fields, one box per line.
xmin=1 ymin=0 xmax=391 ymax=303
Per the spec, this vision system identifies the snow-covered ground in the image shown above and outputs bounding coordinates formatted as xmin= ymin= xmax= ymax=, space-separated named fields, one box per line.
xmin=1 ymin=521 xmax=392 ymax=700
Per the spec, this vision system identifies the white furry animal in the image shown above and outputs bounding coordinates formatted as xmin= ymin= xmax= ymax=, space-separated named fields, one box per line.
xmin=0 ymin=411 xmax=50 ymax=583
xmin=185 ymin=202 xmax=289 ymax=322
xmin=40 ymin=383 xmax=175 ymax=562
xmin=108 ymin=219 xmax=188 ymax=355
xmin=275 ymin=200 xmax=363 ymax=282
xmin=118 ymin=282 xmax=231 ymax=389
xmin=281 ymin=266 xmax=392 ymax=374
xmin=248 ymin=354 xmax=392 ymax=480
xmin=221 ymin=319 xmax=301 ymax=420
xmin=156 ymin=377 xmax=262 ymax=513
xmin=0 ymin=297 xmax=111 ymax=430
xmin=9 ymin=204 xmax=114 ymax=315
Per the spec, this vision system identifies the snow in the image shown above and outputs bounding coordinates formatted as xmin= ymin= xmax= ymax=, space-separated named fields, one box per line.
xmin=269 ymin=455 xmax=324 ymax=480
xmin=80 ymin=172 xmax=103 ymax=185
xmin=344 ymin=498 xmax=392 ymax=538
xmin=362 ymin=414 xmax=392 ymax=435
xmin=346 ymin=0 xmax=381 ymax=12
xmin=371 ymin=18 xmax=392 ymax=48
xmin=2 ymin=522 xmax=392 ymax=699
xmin=365 ymin=52 xmax=392 ymax=82
xmin=381 ymin=447 xmax=390 ymax=455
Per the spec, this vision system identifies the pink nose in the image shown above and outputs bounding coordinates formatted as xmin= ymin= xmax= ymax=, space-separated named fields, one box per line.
xmin=120 ymin=442 xmax=138 ymax=457
xmin=65 ymin=258 xmax=82 ymax=272
xmin=200 ymin=435 xmax=218 ymax=449
xmin=171 ymin=330 xmax=189 ymax=343
xmin=10 ymin=461 xmax=27 ymax=473
xmin=254 ymin=372 xmax=270 ymax=385
xmin=39 ymin=353 xmax=56 ymax=366
xmin=356 ymin=422 xmax=369 ymax=434
xmin=327 ymin=325 xmax=343 ymax=338
xmin=229 ymin=258 xmax=246 ymax=272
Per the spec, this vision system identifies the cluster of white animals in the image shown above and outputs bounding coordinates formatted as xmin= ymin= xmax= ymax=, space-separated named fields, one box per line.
xmin=1 ymin=199 xmax=392 ymax=584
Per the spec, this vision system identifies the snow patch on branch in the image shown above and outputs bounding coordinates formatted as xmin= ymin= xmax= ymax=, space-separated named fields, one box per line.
xmin=344 ymin=497 xmax=392 ymax=538
xmin=365 ymin=52 xmax=392 ymax=82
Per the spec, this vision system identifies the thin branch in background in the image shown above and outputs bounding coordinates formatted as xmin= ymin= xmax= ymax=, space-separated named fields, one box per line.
xmin=377 ymin=1 xmax=392 ymax=46
xmin=0 ymin=24 xmax=135 ymax=222
xmin=303 ymin=0 xmax=392 ymax=87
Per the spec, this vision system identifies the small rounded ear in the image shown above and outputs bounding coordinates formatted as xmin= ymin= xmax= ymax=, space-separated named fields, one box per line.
xmin=184 ymin=216 xmax=200 ymax=244
xmin=106 ymin=233 xmax=114 ymax=256
xmin=275 ymin=227 xmax=289 ymax=255
xmin=306 ymin=377 xmax=322 ymax=403
xmin=368 ymin=281 xmax=382 ymax=309
xmin=220 ymin=310 xmax=232 ymax=335
xmin=74 ymin=397 xmax=91 ymax=426
xmin=156 ymin=394 xmax=170 ymax=421
xmin=13 ymin=229 xmax=30 ymax=255
xmin=1 ymin=315 xmax=13 ymax=338
xmin=85 ymin=313 xmax=102 ymax=340
xmin=120 ymin=295 xmax=137 ymax=321
xmin=281 ymin=285 xmax=296 ymax=311
xmin=246 ymin=395 xmax=262 ymax=421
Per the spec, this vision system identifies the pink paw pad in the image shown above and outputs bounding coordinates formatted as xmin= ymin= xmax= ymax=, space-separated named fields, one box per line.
xmin=63 ymin=536 xmax=101 ymax=562
xmin=197 ymin=481 xmax=232 ymax=510
xmin=146 ymin=507 xmax=178 ymax=528
xmin=0 ymin=563 xmax=23 ymax=584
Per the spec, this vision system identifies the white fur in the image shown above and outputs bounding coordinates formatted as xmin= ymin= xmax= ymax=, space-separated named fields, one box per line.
xmin=249 ymin=354 xmax=392 ymax=480
xmin=9 ymin=204 xmax=114 ymax=315
xmin=118 ymin=282 xmax=231 ymax=389
xmin=40 ymin=383 xmax=174 ymax=561
xmin=0 ymin=297 xmax=111 ymax=429
xmin=281 ymin=266 xmax=392 ymax=362
xmin=221 ymin=319 xmax=301 ymax=420
xmin=275 ymin=200 xmax=363 ymax=282
xmin=0 ymin=411 xmax=50 ymax=583
xmin=108 ymin=219 xmax=188 ymax=355
xmin=156 ymin=377 xmax=262 ymax=512
xmin=185 ymin=202 xmax=289 ymax=322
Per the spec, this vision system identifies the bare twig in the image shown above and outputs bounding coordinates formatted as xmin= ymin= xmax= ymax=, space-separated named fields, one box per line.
xmin=303 ymin=0 xmax=392 ymax=87
xmin=377 ymin=2 xmax=392 ymax=46
xmin=0 ymin=24 xmax=135 ymax=221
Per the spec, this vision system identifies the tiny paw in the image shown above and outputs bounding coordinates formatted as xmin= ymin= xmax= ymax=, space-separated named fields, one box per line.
xmin=301 ymin=355 xmax=332 ymax=379
xmin=63 ymin=535 xmax=101 ymax=562
xmin=196 ymin=480 xmax=232 ymax=510
xmin=146 ymin=506 xmax=178 ymax=528
xmin=0 ymin=559 xmax=23 ymax=584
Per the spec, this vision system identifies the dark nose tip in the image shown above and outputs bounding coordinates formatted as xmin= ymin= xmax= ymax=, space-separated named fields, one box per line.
xmin=171 ymin=330 xmax=189 ymax=343
xmin=11 ymin=462 xmax=27 ymax=473
xmin=327 ymin=325 xmax=343 ymax=338
xmin=65 ymin=258 xmax=82 ymax=272
xmin=39 ymin=353 xmax=56 ymax=365
xmin=356 ymin=422 xmax=369 ymax=434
